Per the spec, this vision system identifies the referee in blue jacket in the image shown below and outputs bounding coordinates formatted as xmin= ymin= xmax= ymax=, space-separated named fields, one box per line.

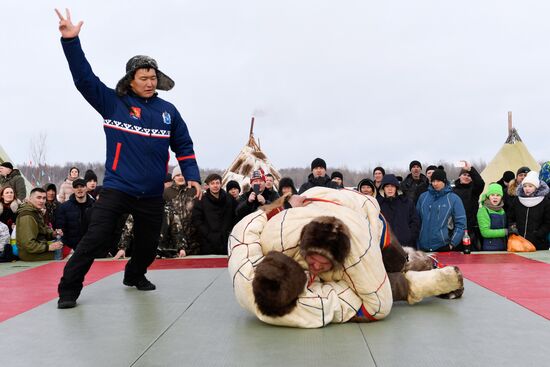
xmin=55 ymin=9 xmax=202 ymax=309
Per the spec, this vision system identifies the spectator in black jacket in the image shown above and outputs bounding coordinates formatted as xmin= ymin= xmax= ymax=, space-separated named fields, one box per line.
xmin=55 ymin=179 xmax=95 ymax=250
xmin=298 ymin=158 xmax=340 ymax=194
xmin=264 ymin=174 xmax=280 ymax=200
xmin=236 ymin=170 xmax=278 ymax=222
xmin=377 ymin=174 xmax=420 ymax=248
xmin=331 ymin=171 xmax=344 ymax=188
xmin=508 ymin=171 xmax=550 ymax=250
xmin=192 ymin=173 xmax=236 ymax=255
xmin=278 ymin=177 xmax=297 ymax=196
xmin=496 ymin=170 xmax=515 ymax=212
xmin=452 ymin=161 xmax=485 ymax=250
xmin=226 ymin=180 xmax=241 ymax=201
xmin=400 ymin=160 xmax=429 ymax=204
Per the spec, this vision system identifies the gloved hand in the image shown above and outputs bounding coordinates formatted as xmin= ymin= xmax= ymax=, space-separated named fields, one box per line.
xmin=508 ymin=225 xmax=519 ymax=236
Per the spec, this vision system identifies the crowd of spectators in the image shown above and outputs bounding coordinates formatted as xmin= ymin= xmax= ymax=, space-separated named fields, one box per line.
xmin=1 ymin=157 xmax=550 ymax=263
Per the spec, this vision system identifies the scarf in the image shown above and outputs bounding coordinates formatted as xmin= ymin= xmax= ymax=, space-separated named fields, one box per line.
xmin=483 ymin=198 xmax=504 ymax=212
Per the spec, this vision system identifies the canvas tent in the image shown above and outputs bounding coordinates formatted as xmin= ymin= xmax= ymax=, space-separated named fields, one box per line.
xmin=221 ymin=117 xmax=281 ymax=192
xmin=480 ymin=112 xmax=540 ymax=190
xmin=0 ymin=144 xmax=34 ymax=194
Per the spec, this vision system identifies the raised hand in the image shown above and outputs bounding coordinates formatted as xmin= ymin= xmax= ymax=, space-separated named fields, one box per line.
xmin=54 ymin=8 xmax=83 ymax=38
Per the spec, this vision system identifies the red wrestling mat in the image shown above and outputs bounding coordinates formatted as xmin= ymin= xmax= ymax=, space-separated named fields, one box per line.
xmin=436 ymin=252 xmax=550 ymax=320
xmin=0 ymin=257 xmax=228 ymax=323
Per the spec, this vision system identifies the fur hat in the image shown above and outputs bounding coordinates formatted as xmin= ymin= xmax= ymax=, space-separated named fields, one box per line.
xmin=409 ymin=160 xmax=422 ymax=171
xmin=0 ymin=162 xmax=13 ymax=170
xmin=310 ymin=158 xmax=327 ymax=171
xmin=226 ymin=180 xmax=241 ymax=193
xmin=115 ymin=55 xmax=175 ymax=96
xmin=299 ymin=216 xmax=351 ymax=268
xmin=430 ymin=169 xmax=447 ymax=183
xmin=522 ymin=171 xmax=540 ymax=189
xmin=253 ymin=251 xmax=307 ymax=317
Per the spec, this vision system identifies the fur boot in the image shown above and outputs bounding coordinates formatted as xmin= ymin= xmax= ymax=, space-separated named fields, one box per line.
xmin=404 ymin=266 xmax=464 ymax=304
xmin=402 ymin=247 xmax=434 ymax=272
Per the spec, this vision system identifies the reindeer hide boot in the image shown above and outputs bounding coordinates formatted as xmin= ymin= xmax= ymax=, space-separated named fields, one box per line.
xmin=404 ymin=266 xmax=464 ymax=304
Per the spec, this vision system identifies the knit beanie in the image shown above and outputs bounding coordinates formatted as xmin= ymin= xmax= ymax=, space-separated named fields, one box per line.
xmin=522 ymin=171 xmax=540 ymax=189
xmin=311 ymin=158 xmax=327 ymax=171
xmin=253 ymin=251 xmax=307 ymax=317
xmin=278 ymin=177 xmax=297 ymax=195
xmin=331 ymin=171 xmax=343 ymax=180
xmin=84 ymin=169 xmax=98 ymax=183
xmin=250 ymin=170 xmax=266 ymax=182
xmin=357 ymin=178 xmax=376 ymax=193
xmin=0 ymin=162 xmax=13 ymax=170
xmin=226 ymin=180 xmax=241 ymax=193
xmin=486 ymin=182 xmax=503 ymax=197
xmin=430 ymin=169 xmax=447 ymax=183
xmin=299 ymin=216 xmax=351 ymax=269
xmin=425 ymin=165 xmax=437 ymax=173
xmin=409 ymin=160 xmax=422 ymax=171
xmin=517 ymin=166 xmax=531 ymax=176
xmin=501 ymin=171 xmax=515 ymax=183
xmin=172 ymin=165 xmax=182 ymax=177
xmin=459 ymin=168 xmax=471 ymax=176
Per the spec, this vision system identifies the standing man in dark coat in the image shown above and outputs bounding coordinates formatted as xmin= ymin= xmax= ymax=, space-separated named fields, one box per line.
xmin=400 ymin=160 xmax=429 ymax=205
xmin=298 ymin=158 xmax=340 ymax=194
xmin=55 ymin=179 xmax=95 ymax=251
xmin=378 ymin=174 xmax=420 ymax=248
xmin=452 ymin=161 xmax=485 ymax=250
xmin=192 ymin=174 xmax=235 ymax=255
xmin=55 ymin=9 xmax=202 ymax=309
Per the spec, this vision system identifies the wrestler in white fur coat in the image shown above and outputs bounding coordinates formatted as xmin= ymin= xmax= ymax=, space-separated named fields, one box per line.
xmin=228 ymin=187 xmax=392 ymax=328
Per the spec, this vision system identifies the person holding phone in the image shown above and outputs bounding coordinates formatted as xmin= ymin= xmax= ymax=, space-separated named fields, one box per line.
xmin=235 ymin=170 xmax=277 ymax=222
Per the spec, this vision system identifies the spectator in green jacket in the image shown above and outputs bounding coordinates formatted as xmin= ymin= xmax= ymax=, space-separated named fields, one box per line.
xmin=477 ymin=183 xmax=507 ymax=251
xmin=16 ymin=188 xmax=63 ymax=261
xmin=0 ymin=162 xmax=26 ymax=200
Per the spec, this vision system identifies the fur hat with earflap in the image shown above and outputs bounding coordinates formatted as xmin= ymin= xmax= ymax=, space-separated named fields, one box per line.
xmin=299 ymin=216 xmax=351 ymax=269
xmin=253 ymin=251 xmax=307 ymax=317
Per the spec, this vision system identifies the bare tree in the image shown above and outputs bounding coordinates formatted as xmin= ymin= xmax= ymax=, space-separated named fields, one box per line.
xmin=28 ymin=131 xmax=54 ymax=187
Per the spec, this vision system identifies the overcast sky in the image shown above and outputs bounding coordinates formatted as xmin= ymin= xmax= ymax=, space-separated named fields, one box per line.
xmin=2 ymin=1 xmax=549 ymax=171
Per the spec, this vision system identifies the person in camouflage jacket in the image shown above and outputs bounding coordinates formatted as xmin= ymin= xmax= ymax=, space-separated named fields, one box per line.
xmin=158 ymin=182 xmax=199 ymax=257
